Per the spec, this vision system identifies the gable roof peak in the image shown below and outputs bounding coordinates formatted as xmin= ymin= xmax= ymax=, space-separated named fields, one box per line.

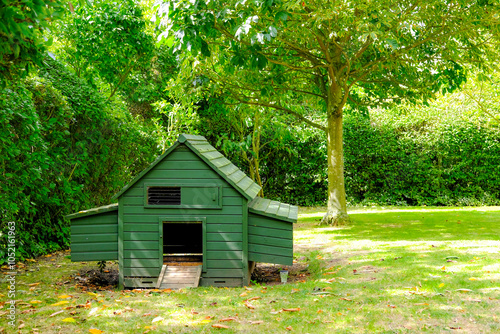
xmin=112 ymin=134 xmax=261 ymax=201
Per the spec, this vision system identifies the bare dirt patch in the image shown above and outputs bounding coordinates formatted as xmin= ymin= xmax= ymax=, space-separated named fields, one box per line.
xmin=69 ymin=263 xmax=119 ymax=291
xmin=251 ymin=262 xmax=310 ymax=285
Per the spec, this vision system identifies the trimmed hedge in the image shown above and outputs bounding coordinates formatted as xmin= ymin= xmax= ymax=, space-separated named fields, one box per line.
xmin=263 ymin=114 xmax=500 ymax=207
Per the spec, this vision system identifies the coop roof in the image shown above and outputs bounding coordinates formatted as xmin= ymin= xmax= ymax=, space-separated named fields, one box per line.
xmin=112 ymin=134 xmax=262 ymax=201
xmin=248 ymin=197 xmax=298 ymax=223
xmin=66 ymin=203 xmax=118 ymax=220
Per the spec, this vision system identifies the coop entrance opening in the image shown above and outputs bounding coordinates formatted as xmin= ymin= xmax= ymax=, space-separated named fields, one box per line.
xmin=163 ymin=222 xmax=203 ymax=265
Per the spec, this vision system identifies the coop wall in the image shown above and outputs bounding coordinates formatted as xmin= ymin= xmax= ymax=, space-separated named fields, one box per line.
xmin=248 ymin=213 xmax=293 ymax=265
xmin=119 ymin=145 xmax=247 ymax=287
xmin=71 ymin=210 xmax=119 ymax=261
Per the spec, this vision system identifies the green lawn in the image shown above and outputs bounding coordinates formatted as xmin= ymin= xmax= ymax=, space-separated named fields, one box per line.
xmin=1 ymin=206 xmax=499 ymax=333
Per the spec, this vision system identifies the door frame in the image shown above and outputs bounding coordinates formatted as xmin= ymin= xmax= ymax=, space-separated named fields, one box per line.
xmin=158 ymin=216 xmax=207 ymax=272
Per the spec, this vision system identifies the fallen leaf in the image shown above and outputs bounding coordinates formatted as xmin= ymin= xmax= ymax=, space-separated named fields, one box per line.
xmin=18 ymin=323 xmax=25 ymax=329
xmin=30 ymin=300 xmax=43 ymax=304
xmin=317 ymin=309 xmax=323 ymax=314
xmin=456 ymin=289 xmax=473 ymax=293
xmin=200 ymin=319 xmax=212 ymax=324
xmin=469 ymin=278 xmax=478 ymax=281
xmin=219 ymin=318 xmax=236 ymax=322
xmin=152 ymin=316 xmax=164 ymax=323
xmin=28 ymin=283 xmax=41 ymax=287
xmin=246 ymin=297 xmax=260 ymax=302
xmin=283 ymin=308 xmax=300 ymax=312
xmin=244 ymin=302 xmax=255 ymax=309
xmin=89 ymin=329 xmax=103 ymax=334
xmin=414 ymin=303 xmax=429 ymax=306
xmin=212 ymin=324 xmax=229 ymax=329
xmin=388 ymin=305 xmax=396 ymax=308
xmin=49 ymin=310 xmax=64 ymax=317
xmin=51 ymin=301 xmax=69 ymax=306
xmin=62 ymin=317 xmax=76 ymax=323
xmin=239 ymin=292 xmax=248 ymax=297
xmin=441 ymin=266 xmax=446 ymax=270
xmin=58 ymin=294 xmax=72 ymax=299
xmin=439 ymin=283 xmax=445 ymax=288
xmin=251 ymin=320 xmax=264 ymax=325
xmin=286 ymin=326 xmax=293 ymax=331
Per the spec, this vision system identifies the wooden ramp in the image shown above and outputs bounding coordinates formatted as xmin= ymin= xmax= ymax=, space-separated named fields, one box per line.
xmin=156 ymin=265 xmax=202 ymax=289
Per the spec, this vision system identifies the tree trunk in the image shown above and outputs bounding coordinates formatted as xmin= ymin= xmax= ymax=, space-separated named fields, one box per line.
xmin=321 ymin=109 xmax=350 ymax=225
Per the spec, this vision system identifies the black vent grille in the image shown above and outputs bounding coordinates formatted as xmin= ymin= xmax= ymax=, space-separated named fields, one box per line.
xmin=148 ymin=187 xmax=181 ymax=205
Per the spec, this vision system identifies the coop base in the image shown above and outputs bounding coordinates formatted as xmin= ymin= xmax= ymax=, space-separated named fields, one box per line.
xmin=163 ymin=254 xmax=202 ymax=266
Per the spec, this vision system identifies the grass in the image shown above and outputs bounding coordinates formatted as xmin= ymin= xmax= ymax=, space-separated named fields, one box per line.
xmin=1 ymin=206 xmax=500 ymax=333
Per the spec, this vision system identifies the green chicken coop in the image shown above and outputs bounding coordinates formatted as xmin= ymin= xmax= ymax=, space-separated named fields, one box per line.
xmin=67 ymin=134 xmax=297 ymax=289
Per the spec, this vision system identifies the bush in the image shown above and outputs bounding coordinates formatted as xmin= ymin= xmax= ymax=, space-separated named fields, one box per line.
xmin=0 ymin=60 xmax=159 ymax=262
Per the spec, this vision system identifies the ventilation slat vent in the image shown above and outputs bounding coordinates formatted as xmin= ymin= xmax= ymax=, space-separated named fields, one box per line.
xmin=148 ymin=187 xmax=181 ymax=205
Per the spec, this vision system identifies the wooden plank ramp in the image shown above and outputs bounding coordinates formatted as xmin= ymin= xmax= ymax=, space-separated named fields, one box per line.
xmin=156 ymin=265 xmax=202 ymax=289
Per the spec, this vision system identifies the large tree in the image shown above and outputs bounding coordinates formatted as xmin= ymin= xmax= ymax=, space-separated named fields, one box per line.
xmin=156 ymin=0 xmax=500 ymax=224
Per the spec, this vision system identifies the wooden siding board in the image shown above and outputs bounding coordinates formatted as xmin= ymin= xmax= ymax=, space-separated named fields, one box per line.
xmin=72 ymin=243 xmax=117 ymax=252
xmin=249 ymin=235 xmax=292 ymax=248
xmin=124 ymin=250 xmax=158 ymax=259
xmin=71 ymin=212 xmax=118 ymax=224
xmin=248 ymin=244 xmax=291 ymax=257
xmin=206 ymin=260 xmax=243 ymax=269
xmin=71 ymin=225 xmax=117 ymax=234
xmin=124 ymin=241 xmax=158 ymax=250
xmin=124 ymin=259 xmax=159 ymax=267
xmin=71 ymin=252 xmax=118 ymax=261
xmin=249 ymin=215 xmax=293 ymax=231
xmin=123 ymin=267 xmax=159 ymax=277
xmin=249 ymin=226 xmax=293 ymax=239
xmin=248 ymin=253 xmax=293 ymax=266
xmin=123 ymin=232 xmax=159 ymax=241
xmin=123 ymin=215 xmax=243 ymax=224
xmin=72 ymin=234 xmax=118 ymax=243
xmin=206 ymin=233 xmax=242 ymax=242
xmin=206 ymin=251 xmax=242 ymax=260
xmin=206 ymin=242 xmax=242 ymax=251
xmin=204 ymin=269 xmax=244 ymax=278
xmin=206 ymin=224 xmax=242 ymax=233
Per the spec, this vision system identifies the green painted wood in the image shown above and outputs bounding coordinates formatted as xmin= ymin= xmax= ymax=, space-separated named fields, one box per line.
xmin=123 ymin=206 xmax=242 ymax=215
xmin=66 ymin=203 xmax=118 ymax=220
xmin=206 ymin=224 xmax=242 ymax=233
xmin=144 ymin=169 xmax=220 ymax=180
xmin=206 ymin=260 xmax=243 ymax=269
xmin=123 ymin=185 xmax=240 ymax=198
xmin=123 ymin=223 xmax=157 ymax=232
xmin=123 ymin=232 xmax=159 ymax=241
xmin=200 ymin=278 xmax=243 ymax=287
xmin=155 ymin=160 xmax=209 ymax=171
xmin=242 ymin=197 xmax=249 ymax=286
xmin=248 ymin=244 xmax=290 ymax=257
xmin=163 ymin=151 xmax=202 ymax=161
xmin=72 ymin=243 xmax=117 ymax=252
xmin=206 ymin=241 xmax=242 ymax=251
xmin=203 ymin=269 xmax=244 ymax=278
xmin=118 ymin=199 xmax=124 ymax=289
xmin=124 ymin=215 xmax=243 ymax=224
xmin=248 ymin=215 xmax=292 ymax=231
xmin=71 ymin=212 xmax=118 ymax=224
xmin=178 ymin=134 xmax=206 ymax=142
xmin=72 ymin=234 xmax=118 ymax=243
xmin=206 ymin=251 xmax=242 ymax=260
xmin=112 ymin=142 xmax=180 ymax=200
xmin=249 ymin=235 xmax=293 ymax=248
xmin=124 ymin=250 xmax=158 ymax=259
xmin=187 ymin=143 xmax=217 ymax=153
xmin=206 ymin=233 xmax=242 ymax=242
xmin=248 ymin=226 xmax=293 ymax=239
xmin=123 ymin=278 xmax=157 ymax=288
xmin=71 ymin=252 xmax=118 ymax=261
xmin=124 ymin=259 xmax=159 ymax=267
xmin=71 ymin=225 xmax=117 ymax=234
xmin=218 ymin=163 xmax=239 ymax=176
xmin=277 ymin=203 xmax=290 ymax=219
xmin=248 ymin=253 xmax=293 ymax=266
xmin=123 ymin=241 xmax=158 ymax=250
xmin=248 ymin=198 xmax=297 ymax=223
xmin=123 ymin=267 xmax=160 ymax=277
